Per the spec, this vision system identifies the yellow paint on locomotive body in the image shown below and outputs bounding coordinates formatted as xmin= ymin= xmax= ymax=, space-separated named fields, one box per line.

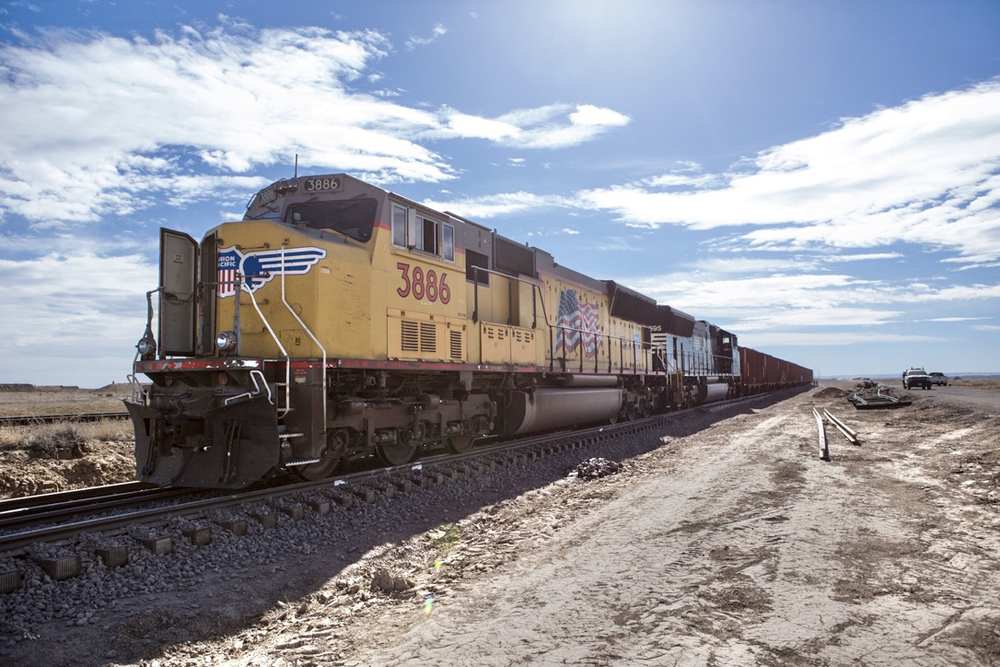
xmin=207 ymin=176 xmax=651 ymax=372
xmin=210 ymin=220 xmax=375 ymax=361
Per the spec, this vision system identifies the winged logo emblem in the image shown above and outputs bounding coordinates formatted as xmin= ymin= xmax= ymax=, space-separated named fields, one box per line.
xmin=217 ymin=246 xmax=327 ymax=297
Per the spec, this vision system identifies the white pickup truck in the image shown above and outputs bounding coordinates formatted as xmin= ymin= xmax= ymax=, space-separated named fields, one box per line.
xmin=928 ymin=372 xmax=949 ymax=386
xmin=902 ymin=368 xmax=933 ymax=390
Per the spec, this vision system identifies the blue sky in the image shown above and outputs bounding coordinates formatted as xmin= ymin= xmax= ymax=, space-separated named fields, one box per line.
xmin=1 ymin=0 xmax=998 ymax=387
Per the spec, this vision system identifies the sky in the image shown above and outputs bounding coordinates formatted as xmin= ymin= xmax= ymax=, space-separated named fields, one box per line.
xmin=0 ymin=0 xmax=998 ymax=387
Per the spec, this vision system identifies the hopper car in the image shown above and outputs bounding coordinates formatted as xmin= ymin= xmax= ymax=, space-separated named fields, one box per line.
xmin=124 ymin=173 xmax=812 ymax=488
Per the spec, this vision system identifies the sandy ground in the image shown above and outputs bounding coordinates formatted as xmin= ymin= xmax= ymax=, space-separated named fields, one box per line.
xmin=2 ymin=380 xmax=999 ymax=665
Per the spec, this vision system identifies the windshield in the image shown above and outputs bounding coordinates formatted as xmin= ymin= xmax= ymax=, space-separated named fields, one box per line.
xmin=284 ymin=198 xmax=377 ymax=243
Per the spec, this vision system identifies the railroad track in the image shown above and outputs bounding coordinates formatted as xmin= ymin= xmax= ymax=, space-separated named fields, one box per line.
xmin=0 ymin=390 xmax=779 ymax=588
xmin=0 ymin=412 xmax=129 ymax=427
xmin=0 ymin=482 xmax=194 ymax=532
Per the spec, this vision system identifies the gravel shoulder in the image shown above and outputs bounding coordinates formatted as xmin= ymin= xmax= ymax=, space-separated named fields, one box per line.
xmin=1 ymin=382 xmax=998 ymax=666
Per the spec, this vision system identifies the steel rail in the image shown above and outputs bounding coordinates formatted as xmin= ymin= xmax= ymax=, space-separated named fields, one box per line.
xmin=822 ymin=409 xmax=860 ymax=446
xmin=0 ymin=487 xmax=195 ymax=532
xmin=0 ymin=388 xmax=787 ymax=555
xmin=813 ymin=408 xmax=830 ymax=461
xmin=0 ymin=481 xmax=152 ymax=513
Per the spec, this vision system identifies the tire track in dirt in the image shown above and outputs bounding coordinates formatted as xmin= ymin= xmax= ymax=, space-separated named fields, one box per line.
xmin=336 ymin=393 xmax=1000 ymax=666
xmin=344 ymin=409 xmax=827 ymax=665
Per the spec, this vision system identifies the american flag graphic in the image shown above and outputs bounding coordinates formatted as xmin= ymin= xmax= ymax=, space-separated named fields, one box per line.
xmin=217 ymin=249 xmax=240 ymax=298
xmin=554 ymin=289 xmax=603 ymax=358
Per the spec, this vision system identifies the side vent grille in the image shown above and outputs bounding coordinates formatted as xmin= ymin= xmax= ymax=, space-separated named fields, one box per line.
xmin=420 ymin=322 xmax=436 ymax=353
xmin=401 ymin=321 xmax=419 ymax=352
xmin=450 ymin=330 xmax=463 ymax=360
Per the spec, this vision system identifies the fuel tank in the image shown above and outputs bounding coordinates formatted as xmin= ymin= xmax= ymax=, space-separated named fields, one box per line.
xmin=504 ymin=388 xmax=623 ymax=434
xmin=700 ymin=382 xmax=730 ymax=404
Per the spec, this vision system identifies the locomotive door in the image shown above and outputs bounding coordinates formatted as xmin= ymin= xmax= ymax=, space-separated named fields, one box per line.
xmin=159 ymin=228 xmax=198 ymax=356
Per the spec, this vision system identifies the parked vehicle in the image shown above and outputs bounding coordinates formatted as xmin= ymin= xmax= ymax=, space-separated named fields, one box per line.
xmin=929 ymin=372 xmax=949 ymax=386
xmin=902 ymin=368 xmax=933 ymax=390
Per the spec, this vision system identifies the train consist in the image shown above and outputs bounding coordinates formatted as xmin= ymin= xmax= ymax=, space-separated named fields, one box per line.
xmin=125 ymin=173 xmax=812 ymax=488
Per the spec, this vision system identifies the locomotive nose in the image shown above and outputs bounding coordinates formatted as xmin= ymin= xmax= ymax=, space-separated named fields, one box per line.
xmin=124 ymin=390 xmax=281 ymax=488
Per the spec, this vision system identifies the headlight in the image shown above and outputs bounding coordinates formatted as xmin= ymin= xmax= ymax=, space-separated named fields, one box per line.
xmin=137 ymin=336 xmax=156 ymax=357
xmin=216 ymin=331 xmax=238 ymax=352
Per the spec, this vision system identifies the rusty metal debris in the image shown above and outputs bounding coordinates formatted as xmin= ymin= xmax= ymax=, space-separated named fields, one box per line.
xmin=848 ymin=383 xmax=911 ymax=410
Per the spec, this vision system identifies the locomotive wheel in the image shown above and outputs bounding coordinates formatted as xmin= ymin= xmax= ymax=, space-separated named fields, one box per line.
xmin=297 ymin=457 xmax=339 ymax=481
xmin=625 ymin=402 xmax=637 ymax=421
xmin=446 ymin=434 xmax=473 ymax=454
xmin=297 ymin=429 xmax=348 ymax=481
xmin=376 ymin=442 xmax=417 ymax=466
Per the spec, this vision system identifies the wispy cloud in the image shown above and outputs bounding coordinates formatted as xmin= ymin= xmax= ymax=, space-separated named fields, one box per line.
xmin=0 ymin=22 xmax=630 ymax=226
xmin=574 ymin=80 xmax=1000 ymax=265
xmin=423 ymin=192 xmax=574 ymax=219
xmin=624 ymin=271 xmax=1000 ymax=333
xmin=743 ymin=332 xmax=945 ymax=347
xmin=427 ymin=103 xmax=631 ymax=149
xmin=405 ymin=23 xmax=447 ymax=50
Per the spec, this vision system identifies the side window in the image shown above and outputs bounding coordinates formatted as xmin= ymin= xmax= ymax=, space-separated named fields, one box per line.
xmin=420 ymin=217 xmax=438 ymax=255
xmin=392 ymin=205 xmax=407 ymax=247
xmin=442 ymin=224 xmax=454 ymax=262
xmin=391 ymin=205 xmax=453 ymax=262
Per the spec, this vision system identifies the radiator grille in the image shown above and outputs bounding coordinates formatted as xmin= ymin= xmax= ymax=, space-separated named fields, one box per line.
xmin=450 ymin=329 xmax=463 ymax=360
xmin=420 ymin=322 xmax=437 ymax=353
xmin=401 ymin=321 xmax=419 ymax=352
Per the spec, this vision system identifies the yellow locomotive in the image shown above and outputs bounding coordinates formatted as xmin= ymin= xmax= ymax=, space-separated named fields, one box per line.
xmin=126 ymin=173 xmax=736 ymax=488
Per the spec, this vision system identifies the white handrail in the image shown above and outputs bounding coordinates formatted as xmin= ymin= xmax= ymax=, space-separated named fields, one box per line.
xmin=279 ymin=245 xmax=328 ymax=436
xmin=246 ymin=285 xmax=291 ymax=418
xmin=224 ymin=369 xmax=272 ymax=406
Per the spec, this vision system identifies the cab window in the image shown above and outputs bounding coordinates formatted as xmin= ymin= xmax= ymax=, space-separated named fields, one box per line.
xmin=284 ymin=199 xmax=377 ymax=243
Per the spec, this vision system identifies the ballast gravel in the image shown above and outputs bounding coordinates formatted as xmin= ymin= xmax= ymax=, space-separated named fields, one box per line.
xmin=0 ymin=407 xmax=720 ymax=662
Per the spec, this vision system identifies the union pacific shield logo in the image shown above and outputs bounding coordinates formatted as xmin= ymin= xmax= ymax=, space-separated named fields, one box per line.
xmin=217 ymin=246 xmax=327 ymax=297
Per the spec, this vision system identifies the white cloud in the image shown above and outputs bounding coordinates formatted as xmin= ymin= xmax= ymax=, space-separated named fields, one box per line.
xmin=0 ymin=250 xmax=154 ymax=354
xmin=426 ymin=103 xmax=631 ymax=149
xmin=422 ymin=192 xmax=574 ymax=219
xmin=821 ymin=252 xmax=903 ymax=263
xmin=741 ymin=332 xmax=944 ymax=347
xmin=405 ymin=23 xmax=447 ymax=50
xmin=624 ymin=270 xmax=999 ymax=335
xmin=0 ymin=24 xmax=631 ymax=226
xmin=574 ymin=80 xmax=1000 ymax=265
xmin=496 ymin=104 xmax=631 ymax=149
xmin=971 ymin=324 xmax=1000 ymax=332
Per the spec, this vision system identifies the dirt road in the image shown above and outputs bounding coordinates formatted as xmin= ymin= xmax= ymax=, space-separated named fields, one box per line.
xmin=3 ymin=382 xmax=998 ymax=666
xmin=329 ymin=384 xmax=1000 ymax=666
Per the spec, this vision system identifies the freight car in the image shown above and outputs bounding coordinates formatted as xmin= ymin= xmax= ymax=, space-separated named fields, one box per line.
xmin=124 ymin=173 xmax=812 ymax=488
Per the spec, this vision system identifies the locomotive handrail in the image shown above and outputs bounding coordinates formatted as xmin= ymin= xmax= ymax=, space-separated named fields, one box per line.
xmin=126 ymin=373 xmax=147 ymax=404
xmin=245 ymin=284 xmax=290 ymax=417
xmin=278 ymin=244 xmax=328 ymax=434
xmin=224 ymin=369 xmax=271 ymax=406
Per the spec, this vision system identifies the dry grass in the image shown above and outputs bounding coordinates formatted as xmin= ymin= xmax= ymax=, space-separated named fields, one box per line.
xmin=0 ymin=420 xmax=133 ymax=453
xmin=950 ymin=376 xmax=1000 ymax=391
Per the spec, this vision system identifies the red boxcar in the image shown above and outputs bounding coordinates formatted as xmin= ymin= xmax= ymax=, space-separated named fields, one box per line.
xmin=738 ymin=346 xmax=813 ymax=394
